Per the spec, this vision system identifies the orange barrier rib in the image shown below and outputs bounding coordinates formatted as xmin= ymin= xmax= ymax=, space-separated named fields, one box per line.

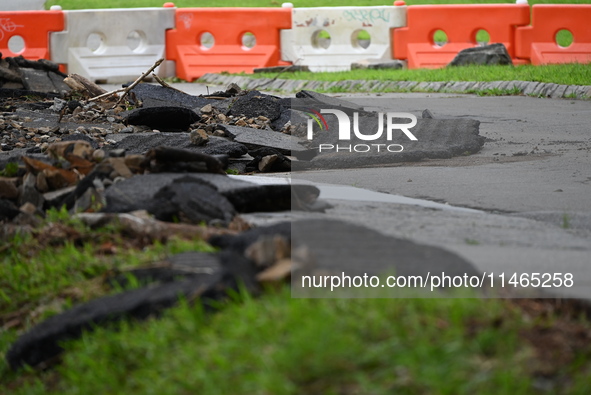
xmin=0 ymin=10 xmax=64 ymax=60
xmin=166 ymin=8 xmax=292 ymax=81
xmin=393 ymin=4 xmax=530 ymax=69
xmin=515 ymin=5 xmax=591 ymax=65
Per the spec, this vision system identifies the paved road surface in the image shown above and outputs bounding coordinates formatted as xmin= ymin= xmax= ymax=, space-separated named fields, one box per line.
xmin=129 ymin=83 xmax=591 ymax=299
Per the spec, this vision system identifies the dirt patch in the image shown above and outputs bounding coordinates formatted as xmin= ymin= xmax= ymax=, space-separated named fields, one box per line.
xmin=511 ymin=298 xmax=591 ymax=379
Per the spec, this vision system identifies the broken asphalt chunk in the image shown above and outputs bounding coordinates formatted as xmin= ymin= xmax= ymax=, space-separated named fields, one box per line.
xmin=147 ymin=177 xmax=237 ymax=225
xmin=129 ymin=83 xmax=213 ymax=109
xmin=146 ymin=146 xmax=226 ymax=175
xmin=6 ymin=272 xmax=223 ymax=370
xmin=125 ymin=106 xmax=200 ymax=132
xmin=104 ymin=173 xmax=320 ymax=216
xmin=220 ymin=124 xmax=311 ymax=158
xmin=227 ymin=90 xmax=282 ymax=121
xmin=111 ymin=133 xmax=248 ymax=158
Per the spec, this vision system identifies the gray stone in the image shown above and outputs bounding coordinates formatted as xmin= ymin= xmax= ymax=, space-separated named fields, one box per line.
xmin=373 ymin=81 xmax=391 ymax=91
xmin=290 ymin=80 xmax=310 ymax=92
xmin=358 ymin=80 xmax=377 ymax=91
xmin=542 ymin=83 xmax=558 ymax=98
xmin=269 ymin=80 xmax=286 ymax=90
xmin=20 ymin=68 xmax=70 ymax=94
xmin=189 ymin=129 xmax=209 ymax=146
xmin=448 ymin=43 xmax=512 ymax=67
xmin=422 ymin=109 xmax=435 ymax=119
xmin=550 ymin=84 xmax=568 ymax=99
xmin=460 ymin=81 xmax=479 ymax=91
xmin=515 ymin=81 xmax=530 ymax=91
xmin=522 ymin=82 xmax=540 ymax=96
xmin=531 ymin=83 xmax=548 ymax=97
xmin=304 ymin=81 xmax=323 ymax=91
xmin=414 ymin=82 xmax=430 ymax=91
xmin=279 ymin=80 xmax=299 ymax=93
xmin=497 ymin=81 xmax=511 ymax=90
xmin=562 ymin=86 xmax=576 ymax=98
xmin=73 ymin=185 xmax=104 ymax=213
xmin=19 ymin=172 xmax=43 ymax=208
xmin=443 ymin=82 xmax=460 ymax=92
xmin=426 ymin=82 xmax=445 ymax=91
xmin=405 ymin=81 xmax=419 ymax=90
xmin=576 ymin=86 xmax=591 ymax=98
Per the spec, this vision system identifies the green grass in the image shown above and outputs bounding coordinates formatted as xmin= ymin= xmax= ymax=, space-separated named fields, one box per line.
xmin=1 ymin=213 xmax=591 ymax=393
xmin=0 ymin=207 xmax=213 ymax=319
xmin=3 ymin=287 xmax=591 ymax=394
xmin=0 ymin=163 xmax=18 ymax=178
xmin=45 ymin=0 xmax=591 ymax=9
xmin=251 ymin=63 xmax=591 ymax=87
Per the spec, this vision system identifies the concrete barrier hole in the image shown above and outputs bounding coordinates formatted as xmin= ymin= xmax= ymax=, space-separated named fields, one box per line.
xmin=475 ymin=29 xmax=490 ymax=45
xmin=352 ymin=29 xmax=371 ymax=49
xmin=556 ymin=29 xmax=573 ymax=48
xmin=312 ymin=30 xmax=331 ymax=49
xmin=7 ymin=35 xmax=25 ymax=54
xmin=127 ymin=30 xmax=147 ymax=53
xmin=242 ymin=32 xmax=256 ymax=50
xmin=86 ymin=33 xmax=105 ymax=53
xmin=200 ymin=32 xmax=214 ymax=49
xmin=432 ymin=29 xmax=448 ymax=47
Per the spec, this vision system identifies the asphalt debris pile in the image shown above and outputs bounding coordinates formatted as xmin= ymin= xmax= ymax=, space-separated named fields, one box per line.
xmin=0 ymin=136 xmax=326 ymax=226
xmin=0 ymin=55 xmax=70 ymax=95
xmin=5 ymin=218 xmax=480 ymax=370
xmin=1 ymin=62 xmax=488 ymax=373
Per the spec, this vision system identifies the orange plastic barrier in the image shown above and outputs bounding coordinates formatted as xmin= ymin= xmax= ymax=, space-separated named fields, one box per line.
xmin=515 ymin=5 xmax=591 ymax=65
xmin=0 ymin=10 xmax=64 ymax=60
xmin=393 ymin=4 xmax=530 ymax=69
xmin=166 ymin=8 xmax=292 ymax=81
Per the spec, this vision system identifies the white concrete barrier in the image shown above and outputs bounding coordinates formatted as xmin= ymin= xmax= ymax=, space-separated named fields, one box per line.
xmin=0 ymin=0 xmax=46 ymax=11
xmin=281 ymin=5 xmax=406 ymax=72
xmin=50 ymin=8 xmax=175 ymax=83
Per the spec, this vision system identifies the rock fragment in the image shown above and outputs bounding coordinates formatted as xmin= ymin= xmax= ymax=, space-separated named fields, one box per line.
xmin=189 ymin=128 xmax=209 ymax=146
xmin=449 ymin=43 xmax=513 ymax=67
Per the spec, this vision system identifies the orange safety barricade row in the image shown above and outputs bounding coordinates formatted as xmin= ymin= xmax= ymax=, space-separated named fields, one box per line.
xmin=166 ymin=8 xmax=292 ymax=81
xmin=393 ymin=4 xmax=530 ymax=69
xmin=0 ymin=10 xmax=64 ymax=60
xmin=515 ymin=5 xmax=591 ymax=65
